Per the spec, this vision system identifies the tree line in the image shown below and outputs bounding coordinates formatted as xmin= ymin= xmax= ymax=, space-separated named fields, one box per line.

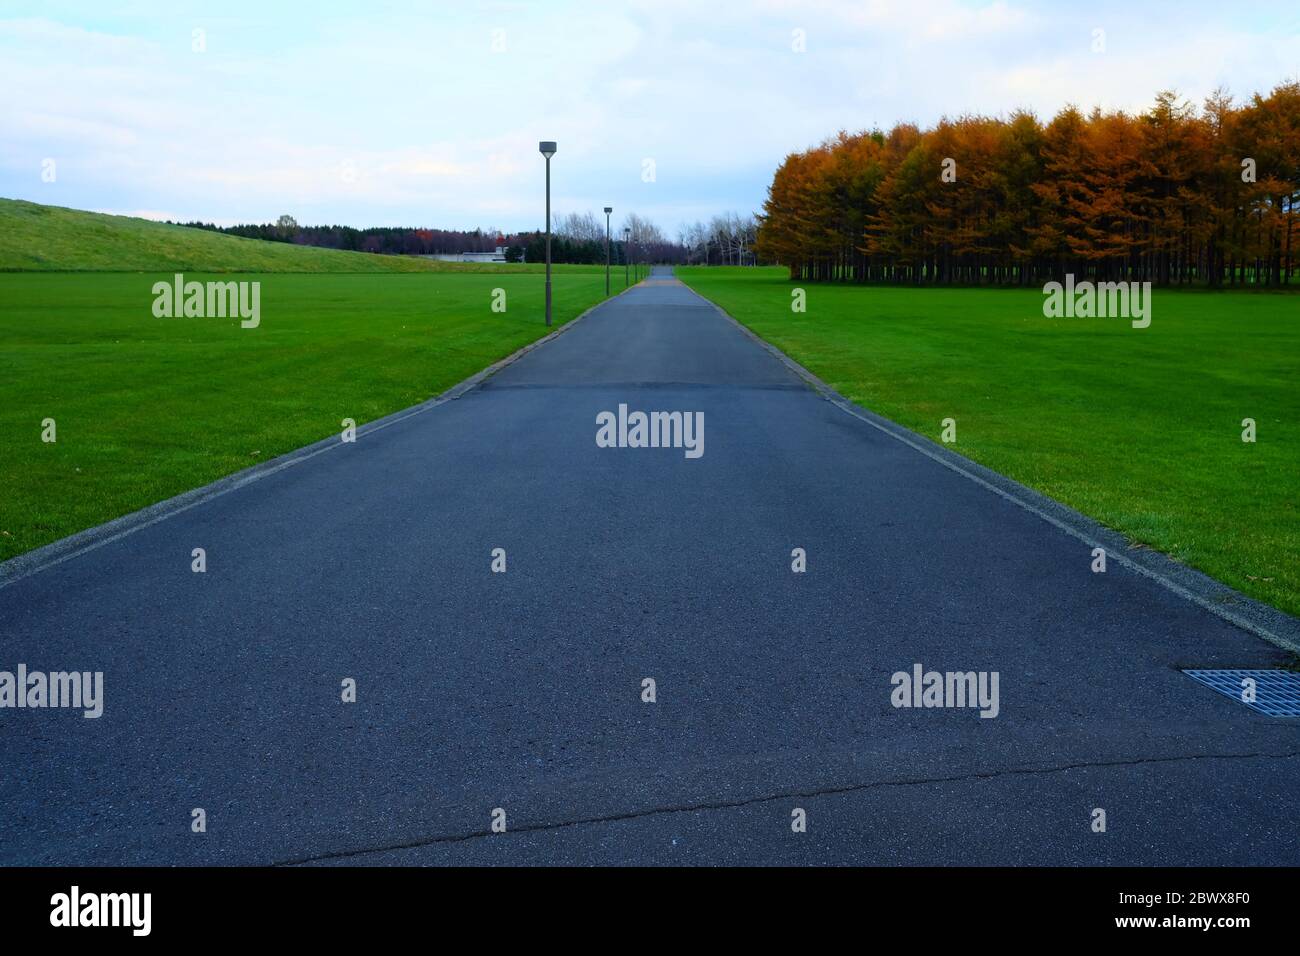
xmin=517 ymin=211 xmax=689 ymax=264
xmin=175 ymin=211 xmax=694 ymax=265
xmin=678 ymin=213 xmax=760 ymax=265
xmin=173 ymin=216 xmax=510 ymax=256
xmin=755 ymin=82 xmax=1300 ymax=287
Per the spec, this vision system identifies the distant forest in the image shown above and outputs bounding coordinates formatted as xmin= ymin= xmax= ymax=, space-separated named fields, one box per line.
xmin=173 ymin=211 xmax=696 ymax=265
xmin=756 ymin=82 xmax=1300 ymax=286
xmin=173 ymin=218 xmax=511 ymax=257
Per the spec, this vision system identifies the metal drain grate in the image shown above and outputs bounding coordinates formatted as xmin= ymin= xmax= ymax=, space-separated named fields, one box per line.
xmin=1183 ymin=670 xmax=1300 ymax=717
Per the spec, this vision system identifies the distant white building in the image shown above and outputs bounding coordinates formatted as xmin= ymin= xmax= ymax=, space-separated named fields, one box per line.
xmin=425 ymin=237 xmax=518 ymax=263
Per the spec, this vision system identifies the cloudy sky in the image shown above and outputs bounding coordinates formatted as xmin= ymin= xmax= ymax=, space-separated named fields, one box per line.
xmin=2 ymin=0 xmax=1298 ymax=236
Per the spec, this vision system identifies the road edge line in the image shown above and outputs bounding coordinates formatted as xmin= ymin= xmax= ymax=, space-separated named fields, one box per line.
xmin=0 ymin=282 xmax=637 ymax=590
xmin=687 ymin=283 xmax=1300 ymax=655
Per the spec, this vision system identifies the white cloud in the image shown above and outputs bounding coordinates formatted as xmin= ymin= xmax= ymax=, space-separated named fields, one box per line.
xmin=2 ymin=2 xmax=1297 ymax=232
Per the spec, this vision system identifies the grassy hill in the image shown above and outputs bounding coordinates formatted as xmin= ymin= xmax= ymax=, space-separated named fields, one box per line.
xmin=0 ymin=198 xmax=546 ymax=273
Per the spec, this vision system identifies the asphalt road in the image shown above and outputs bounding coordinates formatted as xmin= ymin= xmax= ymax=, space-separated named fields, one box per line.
xmin=2 ymin=268 xmax=1296 ymax=866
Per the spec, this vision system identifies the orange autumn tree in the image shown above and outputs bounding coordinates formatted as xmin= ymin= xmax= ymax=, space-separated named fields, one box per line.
xmin=755 ymin=81 xmax=1300 ymax=286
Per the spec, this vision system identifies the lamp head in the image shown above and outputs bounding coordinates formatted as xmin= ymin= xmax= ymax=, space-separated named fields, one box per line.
xmin=538 ymin=141 xmax=557 ymax=158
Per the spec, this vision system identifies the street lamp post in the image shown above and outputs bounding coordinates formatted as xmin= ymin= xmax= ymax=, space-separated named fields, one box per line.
xmin=538 ymin=141 xmax=557 ymax=326
xmin=623 ymin=227 xmax=630 ymax=288
xmin=603 ymin=206 xmax=612 ymax=296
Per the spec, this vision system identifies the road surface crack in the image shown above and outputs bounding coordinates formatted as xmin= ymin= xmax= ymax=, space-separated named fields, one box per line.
xmin=275 ymin=748 xmax=1300 ymax=865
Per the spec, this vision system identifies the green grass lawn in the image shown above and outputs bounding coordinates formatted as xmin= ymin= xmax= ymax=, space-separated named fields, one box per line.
xmin=677 ymin=266 xmax=1300 ymax=618
xmin=0 ymin=200 xmax=630 ymax=560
